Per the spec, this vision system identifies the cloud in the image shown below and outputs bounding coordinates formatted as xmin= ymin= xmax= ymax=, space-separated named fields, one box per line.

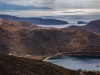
xmin=0 ymin=2 xmax=50 ymax=10
xmin=0 ymin=0 xmax=100 ymax=9
xmin=0 ymin=9 xmax=100 ymax=17
xmin=0 ymin=0 xmax=45 ymax=6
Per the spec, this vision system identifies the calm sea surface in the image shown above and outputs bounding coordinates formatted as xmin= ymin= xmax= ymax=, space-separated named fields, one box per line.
xmin=47 ymin=56 xmax=100 ymax=71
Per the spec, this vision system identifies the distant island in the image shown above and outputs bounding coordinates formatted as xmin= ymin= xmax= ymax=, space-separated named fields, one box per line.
xmin=77 ymin=21 xmax=87 ymax=24
xmin=0 ymin=15 xmax=68 ymax=25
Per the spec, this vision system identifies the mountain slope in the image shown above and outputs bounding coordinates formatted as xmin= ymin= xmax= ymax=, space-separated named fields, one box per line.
xmin=20 ymin=29 xmax=100 ymax=55
xmin=0 ymin=18 xmax=100 ymax=56
xmin=0 ymin=54 xmax=99 ymax=75
xmin=65 ymin=19 xmax=100 ymax=33
xmin=0 ymin=54 xmax=71 ymax=75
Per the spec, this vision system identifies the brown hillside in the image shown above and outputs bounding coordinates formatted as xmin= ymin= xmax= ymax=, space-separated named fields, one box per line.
xmin=0 ymin=18 xmax=100 ymax=56
xmin=19 ymin=29 xmax=100 ymax=55
xmin=0 ymin=54 xmax=99 ymax=75
xmin=0 ymin=54 xmax=71 ymax=75
xmin=64 ymin=19 xmax=100 ymax=33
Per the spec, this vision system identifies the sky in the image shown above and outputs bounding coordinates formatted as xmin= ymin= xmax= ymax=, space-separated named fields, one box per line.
xmin=0 ymin=0 xmax=99 ymax=15
xmin=0 ymin=0 xmax=100 ymax=9
xmin=0 ymin=0 xmax=100 ymax=16
xmin=0 ymin=0 xmax=100 ymax=27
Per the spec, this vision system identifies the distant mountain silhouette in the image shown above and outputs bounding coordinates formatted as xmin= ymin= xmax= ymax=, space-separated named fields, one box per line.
xmin=0 ymin=15 xmax=68 ymax=25
xmin=0 ymin=3 xmax=51 ymax=10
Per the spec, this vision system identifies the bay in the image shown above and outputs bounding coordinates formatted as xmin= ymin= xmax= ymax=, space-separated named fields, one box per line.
xmin=47 ymin=56 xmax=100 ymax=71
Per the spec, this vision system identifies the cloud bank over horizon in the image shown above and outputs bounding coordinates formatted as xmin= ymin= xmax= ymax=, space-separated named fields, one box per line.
xmin=0 ymin=0 xmax=99 ymax=21
xmin=0 ymin=9 xmax=100 ymax=17
xmin=0 ymin=0 xmax=100 ymax=9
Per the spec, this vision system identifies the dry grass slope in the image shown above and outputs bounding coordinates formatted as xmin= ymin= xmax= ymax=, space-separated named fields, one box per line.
xmin=0 ymin=54 xmax=99 ymax=75
xmin=0 ymin=54 xmax=71 ymax=75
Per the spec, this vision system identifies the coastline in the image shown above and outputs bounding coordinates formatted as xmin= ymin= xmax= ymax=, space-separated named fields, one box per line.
xmin=42 ymin=55 xmax=100 ymax=61
xmin=42 ymin=52 xmax=100 ymax=61
xmin=43 ymin=56 xmax=52 ymax=61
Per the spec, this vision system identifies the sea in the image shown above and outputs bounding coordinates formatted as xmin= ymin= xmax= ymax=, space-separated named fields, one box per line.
xmin=47 ymin=56 xmax=100 ymax=71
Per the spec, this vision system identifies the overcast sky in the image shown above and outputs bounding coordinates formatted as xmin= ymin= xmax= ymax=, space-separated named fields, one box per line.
xmin=0 ymin=0 xmax=100 ymax=9
xmin=0 ymin=0 xmax=99 ymax=27
xmin=0 ymin=0 xmax=100 ymax=20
